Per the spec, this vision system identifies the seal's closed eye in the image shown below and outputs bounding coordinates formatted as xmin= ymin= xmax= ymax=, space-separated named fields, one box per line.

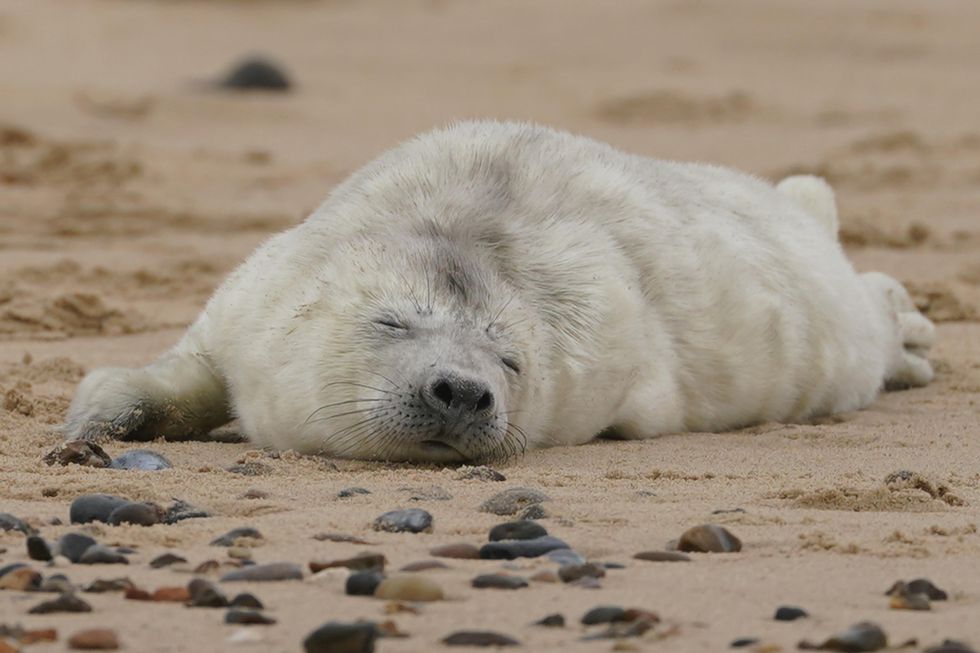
xmin=375 ymin=318 xmax=407 ymax=331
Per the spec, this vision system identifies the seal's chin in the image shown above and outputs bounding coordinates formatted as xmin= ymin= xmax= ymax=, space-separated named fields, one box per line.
xmin=417 ymin=439 xmax=471 ymax=462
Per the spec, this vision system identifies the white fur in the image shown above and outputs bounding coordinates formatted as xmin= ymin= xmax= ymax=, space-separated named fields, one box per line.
xmin=64 ymin=121 xmax=934 ymax=459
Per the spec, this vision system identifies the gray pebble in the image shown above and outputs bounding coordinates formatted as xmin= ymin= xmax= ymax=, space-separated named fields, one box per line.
xmin=150 ymin=552 xmax=187 ymax=569
xmin=229 ymin=593 xmax=264 ymax=609
xmin=211 ymin=526 xmax=262 ymax=546
xmin=886 ymin=578 xmax=947 ymax=601
xmin=517 ymin=504 xmax=549 ymax=520
xmin=346 ymin=570 xmax=385 ymax=596
xmin=581 ymin=605 xmax=626 ymax=625
xmin=0 ymin=512 xmax=32 ymax=534
xmin=39 ymin=574 xmax=74 ymax=594
xmin=633 ymin=550 xmax=691 ymax=562
xmin=546 ymin=548 xmax=586 ymax=566
xmin=26 ymin=535 xmax=53 ymax=561
xmin=163 ymin=499 xmax=210 ymax=523
xmin=480 ymin=536 xmax=570 ymax=560
xmin=337 ymin=487 xmax=371 ymax=498
xmin=225 ymin=609 xmax=276 ymax=625
xmin=220 ymin=561 xmax=303 ymax=582
xmin=799 ymin=621 xmax=887 ymax=652
xmin=472 ymin=574 xmax=529 ymax=590
xmin=372 ymin=508 xmax=433 ymax=534
xmin=455 ymin=466 xmax=506 ymax=482
xmin=220 ymin=57 xmax=292 ymax=92
xmin=28 ymin=592 xmax=92 ymax=614
xmin=69 ymin=494 xmax=129 ymax=524
xmin=488 ymin=520 xmax=548 ymax=542
xmin=310 ymin=553 xmax=386 ymax=573
xmin=78 ymin=544 xmax=128 ymax=565
xmin=57 ymin=532 xmax=97 ymax=563
xmin=109 ymin=449 xmax=172 ymax=471
xmin=187 ymin=578 xmax=229 ymax=607
xmin=479 ymin=487 xmax=550 ymax=516
xmin=303 ymin=621 xmax=376 ymax=653
xmin=775 ymin=606 xmax=808 ymax=621
xmin=443 ymin=631 xmax=520 ymax=647
xmin=731 ymin=638 xmax=760 ymax=648
xmin=559 ymin=563 xmax=605 ymax=583
xmin=107 ymin=502 xmax=164 ymax=526
xmin=535 ymin=613 xmax=565 ymax=627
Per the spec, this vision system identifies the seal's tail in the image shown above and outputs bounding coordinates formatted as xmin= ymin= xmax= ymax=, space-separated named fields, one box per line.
xmin=776 ymin=174 xmax=839 ymax=238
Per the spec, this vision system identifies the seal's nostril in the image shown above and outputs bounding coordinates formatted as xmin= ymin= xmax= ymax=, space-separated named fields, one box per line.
xmin=476 ymin=390 xmax=493 ymax=412
xmin=432 ymin=380 xmax=454 ymax=407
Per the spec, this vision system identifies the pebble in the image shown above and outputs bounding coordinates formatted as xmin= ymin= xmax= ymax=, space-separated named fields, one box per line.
xmin=109 ymin=449 xmax=172 ymax=471
xmin=886 ymin=578 xmax=948 ymax=600
xmin=559 ymin=563 xmax=606 ymax=583
xmin=0 ymin=567 xmax=41 ymax=591
xmin=374 ymin=575 xmax=444 ymax=601
xmin=479 ymin=536 xmax=570 ymax=560
xmin=84 ymin=578 xmax=135 ymax=593
xmin=226 ymin=609 xmax=277 ymax=625
xmin=889 ymin=591 xmax=931 ymax=611
xmin=26 ymin=535 xmax=53 ymax=561
xmin=220 ymin=562 xmax=303 ymax=582
xmin=430 ymin=543 xmax=480 ymax=559
xmin=57 ymin=532 xmax=98 ymax=562
xmin=401 ymin=485 xmax=453 ymax=501
xmin=479 ymin=487 xmax=550 ymax=516
xmin=529 ymin=570 xmax=559 ymax=583
xmin=337 ymin=487 xmax=371 ymax=498
xmin=313 ymin=533 xmax=375 ymax=545
xmin=677 ymin=524 xmax=742 ymax=553
xmin=240 ymin=488 xmax=269 ymax=500
xmin=571 ymin=576 xmax=602 ymax=589
xmin=535 ymin=613 xmax=565 ymax=627
xmin=43 ymin=440 xmax=111 ymax=468
xmin=107 ymin=502 xmax=164 ymax=526
xmin=924 ymin=641 xmax=978 ymax=653
xmin=488 ymin=520 xmax=548 ymax=542
xmin=163 ymin=499 xmax=210 ymax=523
xmin=229 ymin=593 xmax=264 ymax=609
xmin=547 ymin=549 xmax=586 ymax=566
xmin=78 ymin=545 xmax=129 ymax=565
xmin=731 ymin=638 xmax=760 ymax=648
xmin=581 ymin=606 xmax=626 ymax=625
xmin=303 ymin=621 xmax=376 ymax=653
xmin=518 ymin=504 xmax=549 ymax=520
xmin=227 ymin=546 xmax=252 ymax=560
xmin=400 ymin=560 xmax=448 ymax=572
xmin=211 ymin=527 xmax=263 ymax=546
xmin=150 ymin=552 xmax=187 ymax=569
xmin=187 ymin=579 xmax=230 ymax=607
xmin=309 ymin=553 xmax=386 ymax=573
xmin=124 ymin=587 xmax=152 ymax=601
xmin=799 ymin=622 xmax=888 ymax=652
xmin=39 ymin=574 xmax=75 ymax=593
xmin=774 ymin=606 xmax=808 ymax=621
xmin=0 ymin=562 xmax=25 ymax=578
xmin=69 ymin=494 xmax=129 ymax=525
xmin=68 ymin=628 xmax=119 ymax=650
xmin=455 ymin=466 xmax=506 ymax=482
xmin=373 ymin=508 xmax=433 ymax=533
xmin=472 ymin=574 xmax=529 ymax=590
xmin=346 ymin=570 xmax=385 ymax=596
xmin=29 ymin=592 xmax=92 ymax=614
xmin=443 ymin=631 xmax=520 ymax=647
xmin=0 ymin=513 xmax=32 ymax=535
xmin=152 ymin=586 xmax=190 ymax=602
xmin=219 ymin=57 xmax=292 ymax=92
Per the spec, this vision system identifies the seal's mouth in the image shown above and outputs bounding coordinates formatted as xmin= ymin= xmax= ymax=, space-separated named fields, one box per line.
xmin=420 ymin=439 xmax=469 ymax=461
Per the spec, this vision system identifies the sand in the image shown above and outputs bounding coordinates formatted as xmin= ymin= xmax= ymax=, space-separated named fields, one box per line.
xmin=1 ymin=0 xmax=979 ymax=651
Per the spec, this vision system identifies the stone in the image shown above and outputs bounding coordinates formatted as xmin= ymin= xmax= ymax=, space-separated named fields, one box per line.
xmin=150 ymin=552 xmax=187 ymax=569
xmin=488 ymin=520 xmax=548 ymax=542
xmin=374 ymin=575 xmax=444 ymax=601
xmin=109 ymin=449 xmax=172 ymax=471
xmin=399 ymin=560 xmax=447 ymax=572
xmin=429 ymin=543 xmax=480 ymax=559
xmin=559 ymin=563 xmax=605 ymax=583
xmin=479 ymin=487 xmax=550 ymax=516
xmin=29 ymin=592 xmax=92 ymax=614
xmin=69 ymin=494 xmax=129 ymax=525
xmin=78 ymin=545 xmax=128 ymax=565
xmin=634 ymin=550 xmax=691 ymax=562
xmin=187 ymin=579 xmax=230 ymax=607
xmin=0 ymin=567 xmax=41 ymax=590
xmin=581 ymin=606 xmax=627 ymax=625
xmin=400 ymin=485 xmax=452 ymax=501
xmin=220 ymin=562 xmax=302 ymax=582
xmin=125 ymin=588 xmax=152 ymax=601
xmin=226 ymin=609 xmax=276 ymax=625
xmin=229 ymin=593 xmax=264 ymax=609
xmin=227 ymin=546 xmax=252 ymax=560
xmin=889 ymin=589 xmax=931 ymax=611
xmin=163 ymin=499 xmax=210 ymax=523
xmin=337 ymin=487 xmax=371 ymax=498
xmin=0 ymin=562 xmax=27 ymax=578
xmin=518 ymin=504 xmax=548 ymax=520
xmin=676 ymin=524 xmax=742 ymax=553
xmin=535 ymin=613 xmax=565 ymax=627
xmin=530 ymin=570 xmax=559 ymax=583
xmin=84 ymin=578 xmax=135 ymax=593
xmin=68 ymin=628 xmax=119 ymax=650
xmin=0 ymin=512 xmax=32 ymax=534
xmin=546 ymin=548 xmax=586 ymax=566
xmin=240 ymin=488 xmax=269 ymax=500
xmin=149 ymin=586 xmax=189 ymax=602
xmin=43 ymin=440 xmax=111 ymax=468
xmin=107 ymin=502 xmax=163 ymax=526
xmin=472 ymin=574 xmax=528 ymax=590
xmin=312 ymin=533 xmax=375 ymax=545
xmin=304 ymin=621 xmax=376 ymax=653
xmin=220 ymin=57 xmax=292 ymax=92
xmin=57 ymin=532 xmax=98 ymax=562
xmin=886 ymin=578 xmax=947 ymax=601
xmin=774 ymin=606 xmax=808 ymax=621
xmin=442 ymin=631 xmax=520 ymax=647
xmin=479 ymin=536 xmax=570 ymax=560
xmin=924 ymin=641 xmax=977 ymax=653
xmin=346 ymin=570 xmax=385 ymax=596
xmin=372 ymin=509 xmax=433 ymax=533
xmin=26 ymin=535 xmax=53 ymax=561
xmin=39 ymin=574 xmax=75 ymax=593
xmin=731 ymin=638 xmax=760 ymax=648
xmin=309 ymin=553 xmax=385 ymax=573
xmin=799 ymin=622 xmax=888 ymax=652
xmin=455 ymin=466 xmax=506 ymax=482
xmin=211 ymin=527 xmax=262 ymax=547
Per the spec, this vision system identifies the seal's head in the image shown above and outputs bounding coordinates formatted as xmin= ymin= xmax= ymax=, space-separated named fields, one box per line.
xmin=295 ymin=227 xmax=541 ymax=463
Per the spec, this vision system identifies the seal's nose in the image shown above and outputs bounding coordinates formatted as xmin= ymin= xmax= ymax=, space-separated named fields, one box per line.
xmin=422 ymin=371 xmax=495 ymax=422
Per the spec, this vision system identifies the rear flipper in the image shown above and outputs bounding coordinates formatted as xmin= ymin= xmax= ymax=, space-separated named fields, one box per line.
xmin=861 ymin=271 xmax=935 ymax=390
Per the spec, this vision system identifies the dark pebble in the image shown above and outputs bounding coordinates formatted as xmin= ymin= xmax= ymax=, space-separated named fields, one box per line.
xmin=240 ymin=488 xmax=269 ymax=500
xmin=220 ymin=57 xmax=292 ymax=92
xmin=303 ymin=621 xmax=376 ymax=653
xmin=150 ymin=552 xmax=187 ymax=569
xmin=479 ymin=535 xmax=570 ymax=560
xmin=535 ymin=613 xmax=565 ymax=627
xmin=372 ymin=508 xmax=433 ymax=534
xmin=443 ymin=631 xmax=520 ymax=647
xmin=210 ymin=526 xmax=262 ymax=546
xmin=0 ymin=512 xmax=32 ymax=534
xmin=78 ymin=545 xmax=128 ymax=565
xmin=39 ymin=573 xmax=74 ymax=593
xmin=677 ymin=524 xmax=742 ymax=553
xmin=220 ymin=561 xmax=302 ymax=582
xmin=924 ymin=640 xmax=977 ymax=653
xmin=225 ymin=609 xmax=277 ymax=625
xmin=399 ymin=560 xmax=448 ymax=572
xmin=43 ymin=440 xmax=112 ymax=468
xmin=26 ymin=535 xmax=53 ymax=561
xmin=109 ymin=449 xmax=172 ymax=471
xmin=488 ymin=520 xmax=548 ymax=542
xmin=518 ymin=504 xmax=548 ymax=520
xmin=581 ymin=605 xmax=626 ymax=625
xmin=633 ymin=550 xmax=691 ymax=562
xmin=775 ymin=606 xmax=808 ymax=621
xmin=84 ymin=578 xmax=135 ymax=593
xmin=472 ymin=574 xmax=528 ymax=590
xmin=430 ymin=543 xmax=480 ymax=559
xmin=310 ymin=552 xmax=386 ymax=573
xmin=187 ymin=579 xmax=229 ymax=607
xmin=456 ymin=466 xmax=506 ymax=482
xmin=229 ymin=592 xmax=264 ymax=609
xmin=731 ymin=638 xmax=760 ymax=648
xmin=886 ymin=578 xmax=947 ymax=601
xmin=337 ymin=487 xmax=371 ymax=498
xmin=346 ymin=570 xmax=385 ymax=596
xmin=799 ymin=621 xmax=888 ymax=652
xmin=57 ymin=532 xmax=98 ymax=563
xmin=558 ymin=563 xmax=605 ymax=583
xmin=107 ymin=502 xmax=164 ymax=527
xmin=163 ymin=499 xmax=210 ymax=523
xmin=479 ymin=487 xmax=550 ymax=516
xmin=712 ymin=508 xmax=746 ymax=515
xmin=29 ymin=592 xmax=92 ymax=614
xmin=69 ymin=494 xmax=129 ymax=525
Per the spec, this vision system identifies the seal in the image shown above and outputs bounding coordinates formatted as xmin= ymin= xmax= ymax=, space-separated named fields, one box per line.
xmin=63 ymin=121 xmax=935 ymax=462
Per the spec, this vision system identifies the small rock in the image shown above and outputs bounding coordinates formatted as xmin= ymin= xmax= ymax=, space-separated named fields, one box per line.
xmin=535 ymin=613 xmax=565 ymax=627
xmin=488 ymin=520 xmax=548 ymax=542
xmin=57 ymin=532 xmax=98 ymax=562
xmin=0 ymin=512 xmax=32 ymax=535
xmin=26 ymin=535 xmax=53 ymax=561
xmin=150 ymin=552 xmax=187 ymax=569
xmin=455 ymin=466 xmax=506 ymax=482
xmin=69 ymin=494 xmax=129 ymax=525
xmin=924 ymin=641 xmax=977 ymax=653
xmin=479 ymin=487 xmax=550 ymax=516
xmin=373 ymin=509 xmax=433 ymax=534
xmin=374 ymin=575 xmax=444 ymax=601
xmin=399 ymin=560 xmax=447 ymax=572
xmin=78 ymin=545 xmax=128 ymax=565
xmin=400 ymin=485 xmax=452 ymax=501
xmin=479 ymin=536 xmax=570 ymax=560
xmin=68 ymin=628 xmax=119 ymax=650
xmin=712 ymin=508 xmax=746 ymax=514
xmin=430 ymin=543 xmax=480 ymax=559
xmin=774 ymin=606 xmax=808 ymax=621
xmin=889 ymin=588 xmax=931 ymax=611
xmin=799 ymin=622 xmax=887 ymax=652
xmin=886 ymin=578 xmax=947 ymax=601
xmin=0 ymin=567 xmax=41 ymax=590
xmin=346 ymin=570 xmax=385 ymax=596
xmin=443 ymin=631 xmax=520 ymax=647
xmin=226 ymin=609 xmax=276 ymax=625
xmin=547 ymin=548 xmax=586 ymax=566
xmin=163 ymin=499 xmax=210 ymax=523
xmin=109 ymin=449 xmax=172 ymax=471
xmin=152 ymin=586 xmax=190 ymax=602
xmin=559 ymin=563 xmax=605 ymax=583
xmin=107 ymin=502 xmax=164 ymax=527
xmin=529 ymin=570 xmax=559 ymax=583
xmin=19 ymin=628 xmax=58 ymax=644
xmin=43 ymin=441 xmax=111 ymax=468
xmin=84 ymin=578 xmax=135 ymax=593
xmin=312 ymin=533 xmax=375 ymax=545
xmin=220 ymin=562 xmax=303 ymax=582
xmin=29 ymin=592 xmax=92 ymax=614
xmin=124 ymin=587 xmax=152 ymax=601
xmin=211 ymin=527 xmax=263 ymax=547
xmin=337 ymin=487 xmax=371 ymax=498
xmin=187 ymin=579 xmax=229 ymax=607
xmin=227 ymin=546 xmax=252 ymax=560
xmin=303 ymin=621 xmax=376 ymax=653
xmin=309 ymin=553 xmax=386 ymax=573
xmin=571 ymin=576 xmax=603 ymax=589
xmin=0 ymin=562 xmax=26 ymax=578
xmin=633 ymin=550 xmax=691 ymax=562
xmin=676 ymin=524 xmax=742 ymax=553
xmin=731 ymin=638 xmax=760 ymax=648
xmin=229 ymin=593 xmax=264 ymax=609
xmin=239 ymin=488 xmax=269 ymax=500
xmin=39 ymin=574 xmax=74 ymax=593
xmin=472 ymin=574 xmax=528 ymax=590
xmin=518 ymin=504 xmax=548 ymax=520
xmin=581 ymin=605 xmax=626 ymax=625
xmin=219 ymin=57 xmax=292 ymax=92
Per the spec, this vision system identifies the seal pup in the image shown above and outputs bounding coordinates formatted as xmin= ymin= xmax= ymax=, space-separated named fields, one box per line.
xmin=63 ymin=121 xmax=935 ymax=462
